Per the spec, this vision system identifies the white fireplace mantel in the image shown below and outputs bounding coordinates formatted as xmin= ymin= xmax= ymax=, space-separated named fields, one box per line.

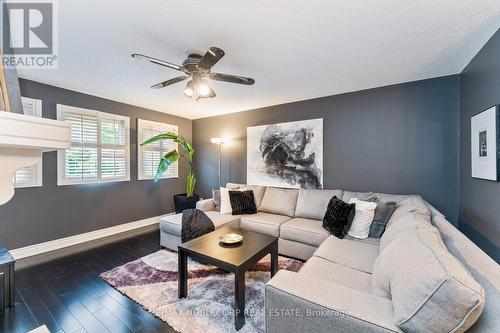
xmin=0 ymin=111 xmax=71 ymax=205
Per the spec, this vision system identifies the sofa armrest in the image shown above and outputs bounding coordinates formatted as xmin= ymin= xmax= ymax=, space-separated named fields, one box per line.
xmin=196 ymin=198 xmax=215 ymax=211
xmin=423 ymin=200 xmax=445 ymax=219
xmin=266 ymin=270 xmax=400 ymax=333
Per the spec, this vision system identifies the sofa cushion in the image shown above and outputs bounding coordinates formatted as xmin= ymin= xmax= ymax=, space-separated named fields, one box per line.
xmin=196 ymin=198 xmax=216 ymax=212
xmin=372 ymin=224 xmax=486 ymax=333
xmin=313 ymin=236 xmax=379 ymax=274
xmin=345 ymin=235 xmax=381 ymax=246
xmin=240 ymin=184 xmax=267 ymax=208
xmin=259 ymin=187 xmax=299 ymax=217
xmin=386 ymin=196 xmax=430 ymax=230
xmin=380 ymin=210 xmax=430 ymax=251
xmin=431 ymin=214 xmax=500 ymax=333
xmin=299 ymin=256 xmax=372 ymax=294
xmin=280 ymin=218 xmax=330 ymax=247
xmin=294 ymin=189 xmax=343 ymax=220
xmin=226 ymin=182 xmax=243 ymax=189
xmin=240 ymin=212 xmax=292 ymax=237
xmin=374 ymin=192 xmax=415 ymax=204
xmin=160 ymin=211 xmax=240 ymax=236
xmin=342 ymin=191 xmax=375 ymax=203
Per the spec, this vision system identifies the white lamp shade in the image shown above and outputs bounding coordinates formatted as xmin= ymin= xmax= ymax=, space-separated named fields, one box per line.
xmin=211 ymin=138 xmax=225 ymax=144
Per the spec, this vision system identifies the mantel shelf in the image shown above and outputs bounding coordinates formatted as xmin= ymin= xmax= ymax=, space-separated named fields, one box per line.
xmin=0 ymin=111 xmax=71 ymax=205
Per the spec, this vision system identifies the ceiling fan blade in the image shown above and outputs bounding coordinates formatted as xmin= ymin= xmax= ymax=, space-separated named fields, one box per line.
xmin=151 ymin=76 xmax=188 ymax=89
xmin=132 ymin=53 xmax=183 ymax=72
xmin=209 ymin=73 xmax=255 ymax=85
xmin=197 ymin=47 xmax=225 ymax=70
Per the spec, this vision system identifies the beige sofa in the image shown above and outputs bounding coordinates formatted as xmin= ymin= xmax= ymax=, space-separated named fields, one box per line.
xmin=161 ymin=183 xmax=380 ymax=260
xmin=159 ymin=183 xmax=499 ymax=332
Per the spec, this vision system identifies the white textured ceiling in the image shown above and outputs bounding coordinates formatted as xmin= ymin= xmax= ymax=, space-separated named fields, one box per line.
xmin=18 ymin=0 xmax=500 ymax=119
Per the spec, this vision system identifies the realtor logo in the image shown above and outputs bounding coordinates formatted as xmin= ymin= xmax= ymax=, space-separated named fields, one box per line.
xmin=1 ymin=0 xmax=58 ymax=68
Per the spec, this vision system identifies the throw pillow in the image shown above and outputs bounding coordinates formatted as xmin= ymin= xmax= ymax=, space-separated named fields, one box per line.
xmin=219 ymin=187 xmax=232 ymax=214
xmin=368 ymin=201 xmax=397 ymax=238
xmin=348 ymin=198 xmax=377 ymax=239
xmin=212 ymin=188 xmax=221 ymax=210
xmin=181 ymin=209 xmax=215 ymax=242
xmin=322 ymin=196 xmax=356 ymax=239
xmin=229 ymin=190 xmax=257 ymax=215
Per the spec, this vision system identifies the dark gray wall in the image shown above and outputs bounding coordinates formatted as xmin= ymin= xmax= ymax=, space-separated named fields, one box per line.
xmin=459 ymin=29 xmax=500 ymax=262
xmin=0 ymin=79 xmax=192 ymax=249
xmin=193 ymin=76 xmax=461 ymax=223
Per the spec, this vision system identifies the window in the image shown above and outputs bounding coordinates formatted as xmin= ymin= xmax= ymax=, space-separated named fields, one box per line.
xmin=57 ymin=105 xmax=130 ymax=185
xmin=137 ymin=119 xmax=178 ymax=180
xmin=12 ymin=97 xmax=43 ymax=188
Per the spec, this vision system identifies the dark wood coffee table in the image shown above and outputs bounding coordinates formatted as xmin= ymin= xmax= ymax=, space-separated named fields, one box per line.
xmin=178 ymin=226 xmax=278 ymax=330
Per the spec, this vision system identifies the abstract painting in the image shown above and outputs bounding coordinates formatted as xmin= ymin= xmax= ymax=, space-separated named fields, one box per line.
xmin=247 ymin=118 xmax=323 ymax=188
xmin=471 ymin=105 xmax=500 ymax=181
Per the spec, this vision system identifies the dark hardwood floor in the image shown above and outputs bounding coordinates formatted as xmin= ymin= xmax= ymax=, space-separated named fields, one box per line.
xmin=0 ymin=231 xmax=176 ymax=333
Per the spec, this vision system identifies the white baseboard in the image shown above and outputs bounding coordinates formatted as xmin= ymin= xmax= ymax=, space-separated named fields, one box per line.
xmin=10 ymin=213 xmax=172 ymax=260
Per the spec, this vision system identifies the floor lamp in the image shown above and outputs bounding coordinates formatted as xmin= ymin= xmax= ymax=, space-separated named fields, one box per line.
xmin=211 ymin=138 xmax=225 ymax=188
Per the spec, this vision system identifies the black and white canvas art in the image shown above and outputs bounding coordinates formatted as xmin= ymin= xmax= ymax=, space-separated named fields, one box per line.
xmin=471 ymin=105 xmax=500 ymax=181
xmin=247 ymin=118 xmax=323 ymax=189
xmin=479 ymin=130 xmax=487 ymax=157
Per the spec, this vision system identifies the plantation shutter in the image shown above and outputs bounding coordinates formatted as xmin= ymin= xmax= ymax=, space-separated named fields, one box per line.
xmin=57 ymin=105 xmax=130 ymax=185
xmin=100 ymin=116 xmax=128 ymax=180
xmin=137 ymin=119 xmax=178 ymax=180
xmin=12 ymin=97 xmax=43 ymax=188
xmin=62 ymin=110 xmax=99 ymax=182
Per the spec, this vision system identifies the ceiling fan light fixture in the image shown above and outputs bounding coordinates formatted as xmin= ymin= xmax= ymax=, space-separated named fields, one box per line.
xmin=132 ymin=47 xmax=255 ymax=99
xmin=198 ymin=80 xmax=211 ymax=97
xmin=184 ymin=80 xmax=194 ymax=97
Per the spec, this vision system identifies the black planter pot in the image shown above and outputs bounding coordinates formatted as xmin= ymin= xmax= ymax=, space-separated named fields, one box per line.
xmin=174 ymin=193 xmax=200 ymax=213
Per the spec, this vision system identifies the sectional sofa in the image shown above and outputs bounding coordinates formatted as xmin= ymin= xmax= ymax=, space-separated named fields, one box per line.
xmin=159 ymin=183 xmax=499 ymax=332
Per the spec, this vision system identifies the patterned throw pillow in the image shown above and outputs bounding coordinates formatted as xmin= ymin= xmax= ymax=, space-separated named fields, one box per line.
xmin=322 ymin=196 xmax=356 ymax=239
xmin=228 ymin=190 xmax=257 ymax=215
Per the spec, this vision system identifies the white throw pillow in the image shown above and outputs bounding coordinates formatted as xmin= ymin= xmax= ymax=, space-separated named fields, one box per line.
xmin=219 ymin=187 xmax=232 ymax=214
xmin=348 ymin=198 xmax=377 ymax=239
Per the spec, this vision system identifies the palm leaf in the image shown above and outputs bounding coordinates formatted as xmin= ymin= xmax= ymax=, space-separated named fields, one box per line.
xmin=140 ymin=132 xmax=178 ymax=146
xmin=142 ymin=132 xmax=197 ymax=196
xmin=154 ymin=150 xmax=179 ymax=182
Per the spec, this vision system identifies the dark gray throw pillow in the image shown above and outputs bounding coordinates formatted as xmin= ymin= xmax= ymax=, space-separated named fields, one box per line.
xmin=229 ymin=190 xmax=257 ymax=215
xmin=322 ymin=196 xmax=356 ymax=239
xmin=368 ymin=201 xmax=397 ymax=238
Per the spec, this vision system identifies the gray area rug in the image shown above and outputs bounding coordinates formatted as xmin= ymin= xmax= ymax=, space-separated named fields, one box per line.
xmin=100 ymin=249 xmax=303 ymax=333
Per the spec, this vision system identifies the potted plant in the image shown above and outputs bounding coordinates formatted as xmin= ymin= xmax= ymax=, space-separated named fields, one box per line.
xmin=141 ymin=132 xmax=199 ymax=213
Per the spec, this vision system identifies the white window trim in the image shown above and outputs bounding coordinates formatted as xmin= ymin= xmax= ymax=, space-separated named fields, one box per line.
xmin=13 ymin=97 xmax=43 ymax=188
xmin=57 ymin=104 xmax=131 ymax=186
xmin=137 ymin=119 xmax=179 ymax=181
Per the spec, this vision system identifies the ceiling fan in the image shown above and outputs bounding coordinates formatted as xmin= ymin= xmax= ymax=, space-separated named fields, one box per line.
xmin=132 ymin=47 xmax=255 ymax=100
